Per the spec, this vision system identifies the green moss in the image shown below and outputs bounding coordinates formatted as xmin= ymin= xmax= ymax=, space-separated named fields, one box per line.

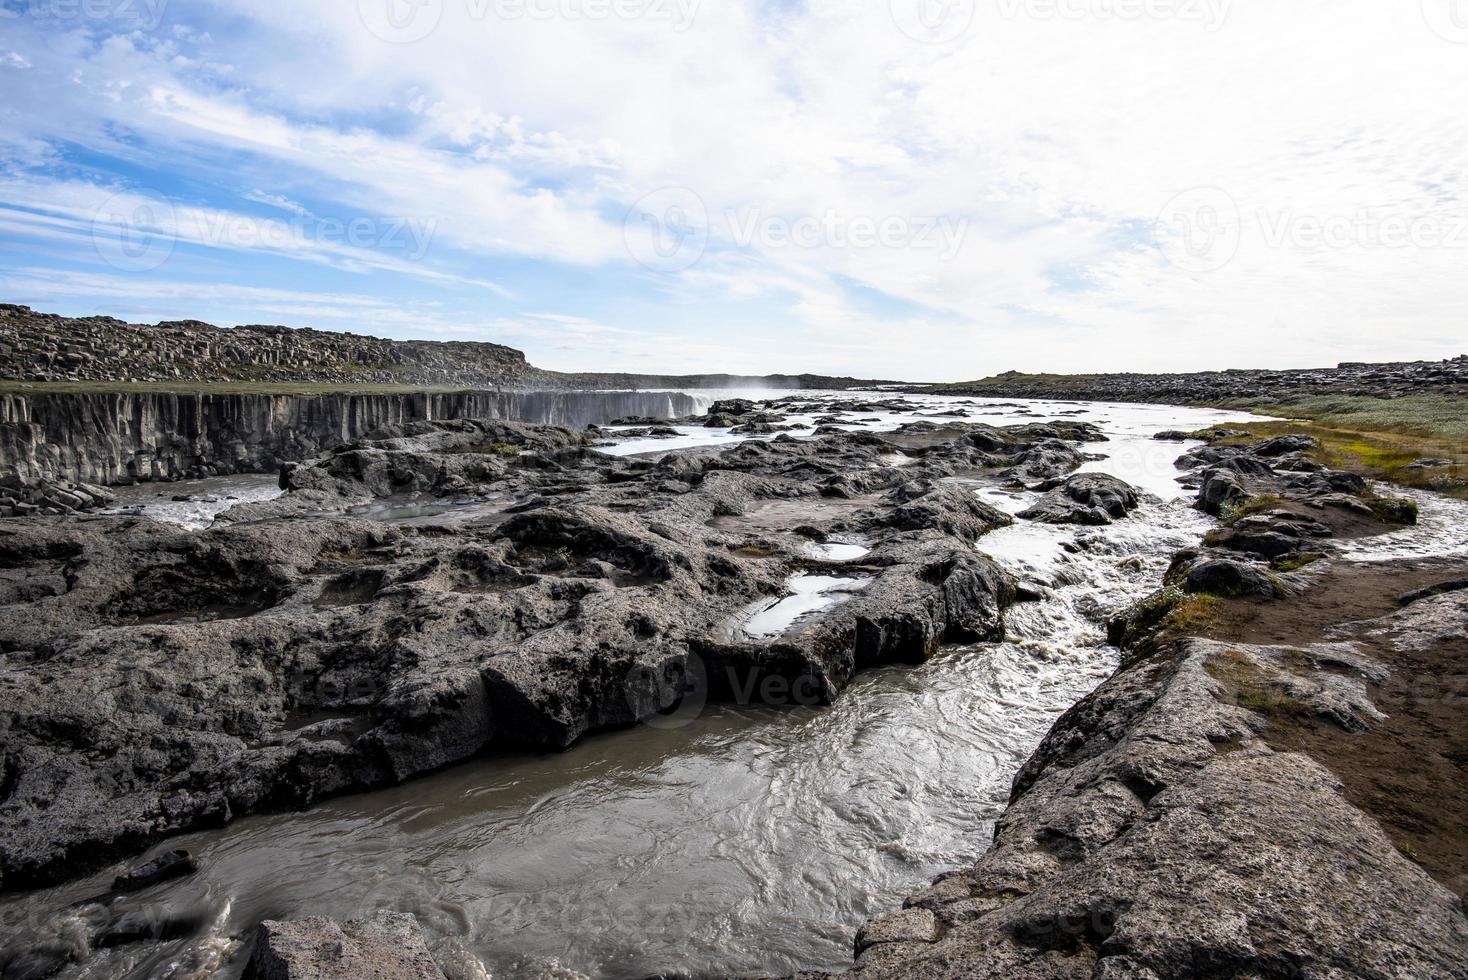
xmin=1364 ymin=495 xmax=1419 ymax=525
xmin=1219 ymin=494 xmax=1283 ymax=527
xmin=1195 ymin=398 xmax=1468 ymax=500
xmin=1272 ymin=552 xmax=1324 ymax=572
xmin=484 ymin=442 xmax=522 ymax=458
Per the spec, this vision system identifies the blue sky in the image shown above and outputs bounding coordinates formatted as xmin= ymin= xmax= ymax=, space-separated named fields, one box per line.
xmin=1 ymin=0 xmax=1466 ymax=379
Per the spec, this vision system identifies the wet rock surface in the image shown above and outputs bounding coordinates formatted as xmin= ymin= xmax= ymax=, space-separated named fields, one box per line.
xmin=818 ymin=635 xmax=1468 ymax=979
xmin=1017 ymin=473 xmax=1140 ymax=525
xmin=0 ymin=414 xmax=1115 ymax=893
xmin=822 ymin=427 xmax=1467 ymax=979
xmin=246 ymin=911 xmax=445 ymax=980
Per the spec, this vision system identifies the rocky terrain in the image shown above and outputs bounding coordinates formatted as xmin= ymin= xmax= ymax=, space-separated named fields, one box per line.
xmin=0 ymin=405 xmax=1118 ymax=913
xmin=1 ymin=392 xmax=1463 ymax=979
xmin=0 ymin=305 xmax=532 ymax=389
xmin=931 ymin=355 xmax=1468 ymax=403
xmin=0 ymin=387 xmax=705 ymax=486
xmin=823 ymin=429 xmax=1468 ymax=978
xmin=0 ymin=305 xmax=897 ymax=392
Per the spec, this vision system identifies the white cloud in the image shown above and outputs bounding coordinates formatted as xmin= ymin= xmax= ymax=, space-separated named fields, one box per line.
xmin=0 ymin=1 xmax=1465 ymax=376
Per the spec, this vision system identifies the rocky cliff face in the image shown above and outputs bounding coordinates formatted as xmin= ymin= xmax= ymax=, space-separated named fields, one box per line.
xmin=0 ymin=389 xmax=705 ymax=485
xmin=0 ymin=305 xmax=533 ymax=388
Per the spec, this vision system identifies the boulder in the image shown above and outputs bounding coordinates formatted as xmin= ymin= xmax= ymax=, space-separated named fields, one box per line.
xmin=246 ymin=911 xmax=445 ymax=980
xmin=1018 ymin=473 xmax=1141 ymax=526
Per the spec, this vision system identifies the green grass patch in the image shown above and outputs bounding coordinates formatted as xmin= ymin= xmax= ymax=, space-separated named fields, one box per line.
xmin=1272 ymin=552 xmax=1324 ymax=573
xmin=1194 ymin=397 xmax=1468 ymax=499
xmin=1218 ymin=494 xmax=1283 ymax=526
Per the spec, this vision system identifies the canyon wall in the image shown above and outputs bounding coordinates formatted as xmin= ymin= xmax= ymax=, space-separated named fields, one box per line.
xmin=0 ymin=389 xmax=706 ymax=485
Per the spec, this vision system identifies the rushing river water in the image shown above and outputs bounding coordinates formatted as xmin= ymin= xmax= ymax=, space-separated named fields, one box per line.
xmin=4 ymin=394 xmax=1270 ymax=979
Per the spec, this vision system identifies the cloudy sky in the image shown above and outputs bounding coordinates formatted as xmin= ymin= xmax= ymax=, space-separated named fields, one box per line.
xmin=1 ymin=0 xmax=1465 ymax=379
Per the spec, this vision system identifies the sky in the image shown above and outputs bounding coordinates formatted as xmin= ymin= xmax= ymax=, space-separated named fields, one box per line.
xmin=0 ymin=0 xmax=1466 ymax=381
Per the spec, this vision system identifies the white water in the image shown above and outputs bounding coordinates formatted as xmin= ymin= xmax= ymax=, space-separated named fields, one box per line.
xmin=100 ymin=474 xmax=285 ymax=531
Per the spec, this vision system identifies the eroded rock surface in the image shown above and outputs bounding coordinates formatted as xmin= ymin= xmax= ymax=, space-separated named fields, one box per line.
xmin=0 ymin=415 xmax=1109 ymax=891
xmin=820 ymin=631 xmax=1468 ymax=979
xmin=246 ymin=911 xmax=445 ymax=980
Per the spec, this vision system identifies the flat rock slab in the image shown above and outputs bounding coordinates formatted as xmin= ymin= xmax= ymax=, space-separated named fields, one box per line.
xmin=247 ymin=911 xmax=445 ymax=980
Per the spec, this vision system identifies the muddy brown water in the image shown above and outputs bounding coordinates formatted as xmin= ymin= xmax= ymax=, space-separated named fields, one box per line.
xmin=2 ymin=396 xmax=1285 ymax=979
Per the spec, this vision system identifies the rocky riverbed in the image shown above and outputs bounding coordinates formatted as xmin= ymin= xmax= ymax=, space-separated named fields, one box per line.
xmin=0 ymin=394 xmax=1463 ymax=979
xmin=825 ymin=426 xmax=1468 ymax=979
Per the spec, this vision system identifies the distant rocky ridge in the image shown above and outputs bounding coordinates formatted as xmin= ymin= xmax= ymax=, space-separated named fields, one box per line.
xmin=0 ymin=305 xmax=899 ymax=391
xmin=928 ymin=356 xmax=1468 ymax=403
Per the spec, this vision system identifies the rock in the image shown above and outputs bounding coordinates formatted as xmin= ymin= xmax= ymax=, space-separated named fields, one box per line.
xmin=1018 ymin=473 xmax=1140 ymax=526
xmin=0 ymin=419 xmax=1060 ymax=889
xmin=831 ymin=639 xmax=1468 ymax=979
xmin=854 ymin=908 xmax=941 ymax=955
xmin=246 ymin=911 xmax=446 ymax=980
xmin=1253 ymin=434 xmax=1320 ymax=456
xmin=111 ymin=849 xmax=198 ymax=893
xmin=1181 ymin=557 xmax=1281 ymax=598
xmin=708 ymin=398 xmax=756 ymax=417
xmin=1195 ymin=467 xmax=1249 ymax=515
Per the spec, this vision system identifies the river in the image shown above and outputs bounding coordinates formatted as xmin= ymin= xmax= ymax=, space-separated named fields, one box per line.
xmin=1 ymin=394 xmax=1265 ymax=979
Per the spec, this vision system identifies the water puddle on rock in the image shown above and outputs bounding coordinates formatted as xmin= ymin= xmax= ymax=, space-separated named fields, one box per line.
xmin=800 ymin=541 xmax=872 ymax=562
xmin=725 ymin=574 xmax=870 ymax=640
xmin=2 ymin=397 xmax=1277 ymax=980
xmin=100 ymin=474 xmax=285 ymax=531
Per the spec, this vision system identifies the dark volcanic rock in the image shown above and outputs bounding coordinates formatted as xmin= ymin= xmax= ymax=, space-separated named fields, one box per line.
xmin=246 ymin=911 xmax=445 ymax=980
xmin=0 ymin=416 xmax=1099 ymax=891
xmin=820 ymin=638 xmax=1468 ymax=979
xmin=111 ymin=849 xmax=198 ymax=893
xmin=1018 ymin=473 xmax=1140 ymax=525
